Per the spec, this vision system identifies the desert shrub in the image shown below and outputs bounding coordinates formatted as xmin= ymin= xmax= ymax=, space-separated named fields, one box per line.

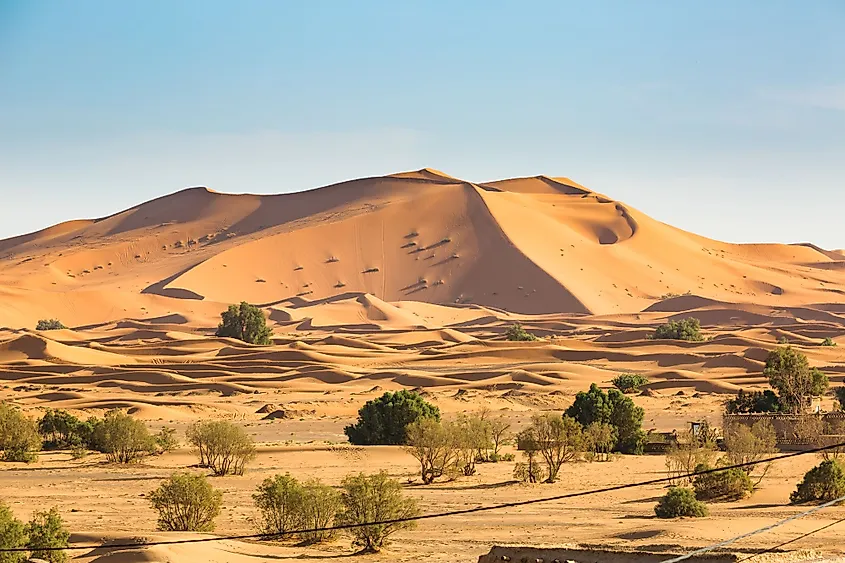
xmin=665 ymin=430 xmax=717 ymax=485
xmin=518 ymin=414 xmax=583 ymax=483
xmin=653 ymin=318 xmax=704 ymax=341
xmin=822 ymin=337 xmax=837 ymax=347
xmin=26 ymin=507 xmax=70 ymax=563
xmin=337 ymin=471 xmax=419 ymax=553
xmin=186 ymin=420 xmax=255 ymax=476
xmin=693 ymin=463 xmax=754 ymax=502
xmin=584 ymin=422 xmax=617 ymax=462
xmin=298 ymin=480 xmax=341 ymax=545
xmin=612 ymin=373 xmax=649 ymax=393
xmin=723 ymin=420 xmax=777 ymax=485
xmin=505 ymin=323 xmax=538 ymax=342
xmin=37 ymin=409 xmax=85 ymax=449
xmin=654 ymin=487 xmax=708 ymax=518
xmin=725 ymin=389 xmax=782 ymax=414
xmin=215 ymin=302 xmax=272 ymax=345
xmin=0 ymin=403 xmax=41 ymax=463
xmin=253 ymin=474 xmax=304 ymax=536
xmin=451 ymin=413 xmax=492 ymax=476
xmin=154 ymin=426 xmax=179 ymax=454
xmin=35 ymin=319 xmax=66 ymax=331
xmin=404 ymin=418 xmax=457 ymax=484
xmin=565 ymin=384 xmax=646 ymax=454
xmin=790 ymin=460 xmax=845 ymax=504
xmin=513 ymin=455 xmax=546 ymax=483
xmin=764 ymin=346 xmax=828 ymax=413
xmin=487 ymin=413 xmax=511 ymax=460
xmin=0 ymin=501 xmax=27 ymax=563
xmin=149 ymin=473 xmax=222 ymax=531
xmin=344 ymin=390 xmax=440 ymax=446
xmin=91 ymin=409 xmax=156 ymax=463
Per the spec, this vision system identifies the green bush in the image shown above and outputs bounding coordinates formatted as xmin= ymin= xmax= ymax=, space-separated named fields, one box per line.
xmin=0 ymin=403 xmax=41 ymax=463
xmin=26 ymin=507 xmax=70 ymax=563
xmin=612 ymin=373 xmax=649 ymax=393
xmin=790 ymin=460 xmax=845 ymax=504
xmin=186 ymin=420 xmax=255 ymax=476
xmin=37 ymin=409 xmax=87 ymax=449
xmin=253 ymin=474 xmax=340 ymax=545
xmin=654 ymin=487 xmax=708 ymax=518
xmin=91 ymin=409 xmax=156 ymax=463
xmin=693 ymin=463 xmax=754 ymax=501
xmin=725 ymin=389 xmax=782 ymax=414
xmin=337 ymin=471 xmax=419 ymax=553
xmin=35 ymin=319 xmax=66 ymax=331
xmin=154 ymin=426 xmax=179 ymax=454
xmin=821 ymin=337 xmax=837 ymax=347
xmin=344 ymin=390 xmax=440 ymax=446
xmin=764 ymin=346 xmax=828 ymax=413
xmin=505 ymin=323 xmax=538 ymax=342
xmin=653 ymin=318 xmax=705 ymax=341
xmin=0 ymin=501 xmax=27 ymax=563
xmin=149 ymin=473 xmax=223 ymax=531
xmin=216 ymin=302 xmax=272 ymax=345
xmin=565 ymin=384 xmax=645 ymax=454
xmin=584 ymin=422 xmax=617 ymax=461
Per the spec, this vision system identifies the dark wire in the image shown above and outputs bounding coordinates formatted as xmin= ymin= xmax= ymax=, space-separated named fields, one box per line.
xmin=736 ymin=516 xmax=845 ymax=562
xmin=1 ymin=440 xmax=843 ymax=553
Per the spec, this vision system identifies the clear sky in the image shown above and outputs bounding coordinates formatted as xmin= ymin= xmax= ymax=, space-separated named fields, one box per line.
xmin=1 ymin=1 xmax=843 ymax=247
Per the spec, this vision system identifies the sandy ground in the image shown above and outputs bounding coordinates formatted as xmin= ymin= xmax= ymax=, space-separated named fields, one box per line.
xmin=2 ymin=170 xmax=845 ymax=561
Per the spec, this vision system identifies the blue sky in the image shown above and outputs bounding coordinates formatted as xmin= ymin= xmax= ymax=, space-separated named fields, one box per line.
xmin=1 ymin=1 xmax=843 ymax=246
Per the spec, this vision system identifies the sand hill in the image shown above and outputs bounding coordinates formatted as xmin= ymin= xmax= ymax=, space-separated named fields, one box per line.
xmin=2 ymin=168 xmax=844 ymax=330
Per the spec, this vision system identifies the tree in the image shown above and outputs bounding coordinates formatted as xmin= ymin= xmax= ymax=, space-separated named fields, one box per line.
xmin=253 ymin=474 xmax=305 ymax=537
xmin=612 ymin=373 xmax=649 ymax=394
xmin=35 ymin=319 xmax=66 ymax=331
xmin=404 ymin=418 xmax=457 ymax=484
xmin=186 ymin=420 xmax=255 ymax=476
xmin=518 ymin=414 xmax=583 ymax=483
xmin=26 ymin=507 xmax=70 ymax=563
xmin=0 ymin=501 xmax=27 ymax=563
xmin=665 ymin=429 xmax=717 ymax=485
xmin=566 ymin=384 xmax=613 ymax=428
xmin=487 ymin=414 xmax=512 ymax=461
xmin=451 ymin=413 xmax=492 ymax=476
xmin=764 ymin=346 xmax=827 ymax=413
xmin=653 ymin=318 xmax=705 ymax=341
xmin=344 ymin=390 xmax=440 ymax=446
xmin=725 ymin=389 xmax=782 ymax=414
xmin=337 ymin=472 xmax=419 ymax=553
xmin=723 ymin=420 xmax=777 ymax=486
xmin=790 ymin=460 xmax=845 ymax=504
xmin=148 ymin=473 xmax=223 ymax=531
xmin=654 ymin=487 xmax=708 ymax=518
xmin=835 ymin=387 xmax=845 ymax=411
xmin=91 ymin=409 xmax=156 ymax=463
xmin=565 ymin=384 xmax=645 ymax=454
xmin=215 ymin=302 xmax=272 ymax=345
xmin=37 ymin=410 xmax=84 ymax=449
xmin=0 ymin=403 xmax=41 ymax=463
xmin=584 ymin=422 xmax=617 ymax=462
xmin=505 ymin=323 xmax=538 ymax=341
xmin=298 ymin=479 xmax=342 ymax=545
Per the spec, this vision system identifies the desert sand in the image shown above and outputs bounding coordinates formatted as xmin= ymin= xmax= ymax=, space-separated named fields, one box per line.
xmin=1 ymin=170 xmax=844 ymax=562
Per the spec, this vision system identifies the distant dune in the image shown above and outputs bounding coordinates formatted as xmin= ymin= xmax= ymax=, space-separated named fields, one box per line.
xmin=2 ymin=168 xmax=844 ymax=328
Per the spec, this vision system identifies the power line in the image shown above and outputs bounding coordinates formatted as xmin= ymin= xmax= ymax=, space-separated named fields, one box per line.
xmin=660 ymin=494 xmax=845 ymax=563
xmin=736 ymin=516 xmax=845 ymax=562
xmin=1 ymin=441 xmax=843 ymax=554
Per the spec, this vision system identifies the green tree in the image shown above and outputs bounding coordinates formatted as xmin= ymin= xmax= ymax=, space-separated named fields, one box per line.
xmin=148 ymin=473 xmax=223 ymax=531
xmin=565 ymin=384 xmax=645 ymax=454
xmin=0 ymin=403 xmax=41 ymax=463
xmin=35 ymin=319 xmax=66 ymax=331
xmin=764 ymin=346 xmax=828 ymax=413
xmin=404 ymin=418 xmax=457 ymax=484
xmin=215 ymin=302 xmax=272 ymax=345
xmin=505 ymin=323 xmax=538 ymax=341
xmin=186 ymin=420 xmax=255 ymax=476
xmin=836 ymin=387 xmax=845 ymax=411
xmin=26 ymin=507 xmax=69 ymax=563
xmin=37 ymin=409 xmax=84 ymax=449
xmin=654 ymin=487 xmax=708 ymax=518
xmin=253 ymin=474 xmax=305 ymax=537
xmin=337 ymin=472 xmax=419 ymax=553
xmin=525 ymin=414 xmax=583 ymax=482
xmin=91 ymin=409 xmax=156 ymax=463
xmin=653 ymin=318 xmax=705 ymax=341
xmin=612 ymin=373 xmax=649 ymax=394
xmin=344 ymin=390 xmax=440 ymax=445
xmin=0 ymin=501 xmax=27 ymax=563
xmin=723 ymin=420 xmax=777 ymax=486
xmin=790 ymin=460 xmax=845 ymax=504
xmin=725 ymin=389 xmax=782 ymax=414
xmin=584 ymin=422 xmax=617 ymax=461
xmin=566 ymin=383 xmax=613 ymax=427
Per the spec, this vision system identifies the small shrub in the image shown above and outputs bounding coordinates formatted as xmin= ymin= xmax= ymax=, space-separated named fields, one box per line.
xmin=790 ymin=460 xmax=845 ymax=504
xmin=337 ymin=471 xmax=419 ymax=553
xmin=253 ymin=474 xmax=305 ymax=537
xmin=654 ymin=487 xmax=708 ymax=518
xmin=693 ymin=463 xmax=754 ymax=501
xmin=723 ymin=420 xmax=777 ymax=486
xmin=35 ymin=319 xmax=66 ymax=331
xmin=344 ymin=390 xmax=440 ymax=446
xmin=0 ymin=501 xmax=27 ymax=563
xmin=91 ymin=409 xmax=156 ymax=463
xmin=612 ymin=373 xmax=649 ymax=394
xmin=725 ymin=389 xmax=782 ymax=414
xmin=0 ymin=403 xmax=41 ymax=463
xmin=517 ymin=414 xmax=583 ymax=483
xmin=505 ymin=323 xmax=538 ymax=342
xmin=148 ymin=473 xmax=223 ymax=531
xmin=653 ymin=318 xmax=705 ymax=341
xmin=186 ymin=420 xmax=255 ymax=476
xmin=298 ymin=480 xmax=342 ymax=545
xmin=404 ymin=418 xmax=456 ymax=484
xmin=665 ymin=430 xmax=717 ymax=485
xmin=215 ymin=302 xmax=272 ymax=345
xmin=822 ymin=337 xmax=837 ymax=347
xmin=513 ymin=457 xmax=546 ymax=483
xmin=26 ymin=507 xmax=70 ymax=563
xmin=154 ymin=426 xmax=179 ymax=454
